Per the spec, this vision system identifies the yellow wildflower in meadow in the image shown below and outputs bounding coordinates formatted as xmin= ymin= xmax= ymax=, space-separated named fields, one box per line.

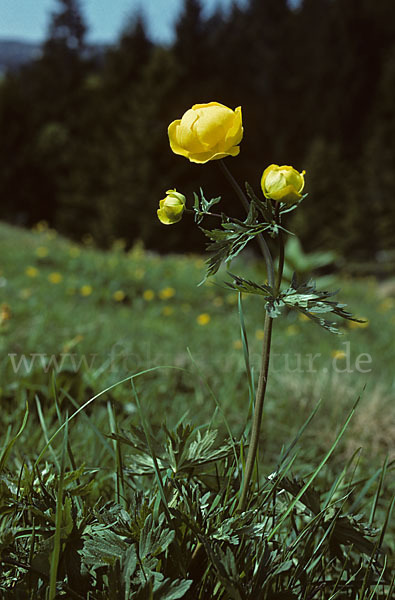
xmin=331 ymin=349 xmax=346 ymax=360
xmin=162 ymin=306 xmax=174 ymax=316
xmin=143 ymin=289 xmax=155 ymax=301
xmin=0 ymin=303 xmax=11 ymax=324
xmin=35 ymin=246 xmax=49 ymax=258
xmin=261 ymin=164 xmax=305 ymax=204
xmin=80 ymin=285 xmax=93 ymax=297
xmin=48 ymin=272 xmax=63 ymax=284
xmin=233 ymin=339 xmax=243 ymax=350
xmin=168 ymin=102 xmax=243 ymax=164
xmin=159 ymin=287 xmax=176 ymax=300
xmin=197 ymin=313 xmax=211 ymax=326
xmin=113 ymin=290 xmax=126 ymax=302
xmin=25 ymin=266 xmax=39 ymax=278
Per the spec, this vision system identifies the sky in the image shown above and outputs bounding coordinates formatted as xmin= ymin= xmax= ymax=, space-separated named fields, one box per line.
xmin=0 ymin=0 xmax=252 ymax=45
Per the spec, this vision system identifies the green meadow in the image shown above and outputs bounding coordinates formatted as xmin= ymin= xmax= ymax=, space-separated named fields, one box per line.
xmin=1 ymin=220 xmax=394 ymax=597
xmin=1 ymin=220 xmax=394 ymax=461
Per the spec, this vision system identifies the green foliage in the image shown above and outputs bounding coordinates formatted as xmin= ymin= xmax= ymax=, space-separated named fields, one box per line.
xmin=0 ymin=221 xmax=395 ymax=596
xmin=0 ymin=403 xmax=393 ymax=598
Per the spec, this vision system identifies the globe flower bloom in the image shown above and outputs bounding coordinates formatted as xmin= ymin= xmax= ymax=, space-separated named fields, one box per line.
xmin=168 ymin=102 xmax=243 ymax=164
xmin=157 ymin=189 xmax=186 ymax=225
xmin=261 ymin=164 xmax=306 ymax=204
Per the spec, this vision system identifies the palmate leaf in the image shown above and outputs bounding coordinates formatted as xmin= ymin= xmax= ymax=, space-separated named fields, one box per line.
xmin=282 ymin=275 xmax=365 ymax=334
xmin=226 ymin=273 xmax=364 ymax=333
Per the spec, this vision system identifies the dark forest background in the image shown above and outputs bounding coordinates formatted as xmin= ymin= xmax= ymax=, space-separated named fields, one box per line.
xmin=1 ymin=0 xmax=395 ymax=262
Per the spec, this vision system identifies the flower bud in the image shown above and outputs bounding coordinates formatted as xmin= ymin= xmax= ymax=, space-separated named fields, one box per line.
xmin=168 ymin=102 xmax=243 ymax=164
xmin=261 ymin=164 xmax=306 ymax=204
xmin=157 ymin=189 xmax=186 ymax=225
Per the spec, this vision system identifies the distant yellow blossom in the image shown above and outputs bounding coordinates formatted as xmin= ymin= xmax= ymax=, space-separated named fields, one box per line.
xmin=25 ymin=266 xmax=39 ymax=278
xmin=162 ymin=306 xmax=174 ymax=316
xmin=0 ymin=303 xmax=11 ymax=324
xmin=331 ymin=349 xmax=346 ymax=360
xmin=80 ymin=285 xmax=93 ymax=297
xmin=35 ymin=246 xmax=49 ymax=258
xmin=197 ymin=313 xmax=211 ymax=326
xmin=159 ymin=287 xmax=176 ymax=300
xmin=255 ymin=329 xmax=265 ymax=340
xmin=33 ymin=220 xmax=49 ymax=233
xmin=48 ymin=272 xmax=63 ymax=284
xmin=213 ymin=296 xmax=224 ymax=307
xmin=143 ymin=289 xmax=155 ymax=301
xmin=233 ymin=339 xmax=243 ymax=350
xmin=113 ymin=290 xmax=126 ymax=302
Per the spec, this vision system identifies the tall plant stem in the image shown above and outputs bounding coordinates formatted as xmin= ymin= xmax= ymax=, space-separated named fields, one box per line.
xmin=238 ymin=311 xmax=273 ymax=511
xmin=238 ymin=206 xmax=285 ymax=511
xmin=219 ymin=160 xmax=275 ymax=288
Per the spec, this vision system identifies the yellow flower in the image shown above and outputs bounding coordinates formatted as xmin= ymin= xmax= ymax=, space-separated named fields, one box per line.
xmin=143 ymin=289 xmax=155 ymax=301
xmin=197 ymin=313 xmax=211 ymax=326
xmin=35 ymin=246 xmax=49 ymax=258
xmin=331 ymin=349 xmax=346 ymax=360
xmin=113 ymin=290 xmax=126 ymax=302
xmin=159 ymin=286 xmax=176 ymax=300
xmin=157 ymin=189 xmax=186 ymax=225
xmin=25 ymin=266 xmax=39 ymax=278
xmin=80 ymin=285 xmax=93 ymax=297
xmin=33 ymin=220 xmax=49 ymax=233
xmin=162 ymin=306 xmax=174 ymax=316
xmin=48 ymin=272 xmax=63 ymax=284
xmin=0 ymin=303 xmax=11 ymax=324
xmin=261 ymin=164 xmax=305 ymax=204
xmin=168 ymin=102 xmax=243 ymax=164
xmin=233 ymin=339 xmax=243 ymax=350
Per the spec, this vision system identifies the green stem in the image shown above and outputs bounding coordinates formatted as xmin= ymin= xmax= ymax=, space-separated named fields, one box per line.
xmin=237 ymin=205 xmax=285 ymax=512
xmin=238 ymin=312 xmax=273 ymax=511
xmin=219 ymin=160 xmax=275 ymax=288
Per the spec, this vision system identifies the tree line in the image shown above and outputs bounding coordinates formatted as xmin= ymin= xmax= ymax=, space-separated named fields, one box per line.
xmin=1 ymin=0 xmax=395 ymax=262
